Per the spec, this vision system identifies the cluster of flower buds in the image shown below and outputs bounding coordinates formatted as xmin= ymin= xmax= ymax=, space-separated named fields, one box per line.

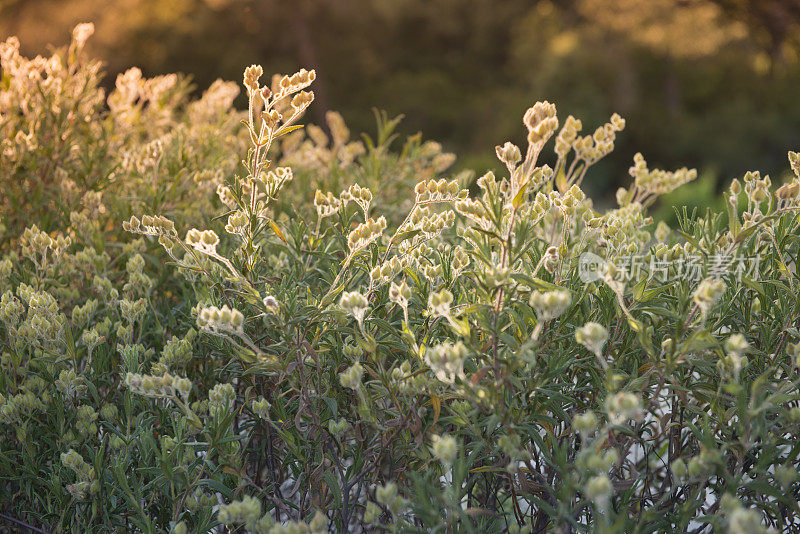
xmin=225 ymin=210 xmax=248 ymax=236
xmin=0 ymin=389 xmax=45 ymax=424
xmin=605 ymin=391 xmax=643 ymax=426
xmin=430 ymin=434 xmax=458 ymax=466
xmin=422 ymin=262 xmax=443 ymax=281
xmin=123 ymin=214 xmax=178 ymax=238
xmin=339 ymin=361 xmax=364 ymax=390
xmin=789 ymin=151 xmax=800 ymax=178
xmin=572 ymin=411 xmax=599 ymax=437
xmin=100 ymin=404 xmax=118 ymax=422
xmin=389 ymin=280 xmax=412 ymax=310
xmin=684 ymin=449 xmax=722 ymax=480
xmin=520 ymin=164 xmax=553 ymax=195
xmin=577 ymin=448 xmax=621 ymax=487
xmin=185 ymin=228 xmax=220 ymax=255
xmin=20 ymin=284 xmax=58 ymax=314
xmin=80 ymin=328 xmax=104 ymax=359
xmin=428 ymin=289 xmax=453 ymax=318
xmin=739 ymin=170 xmax=773 ymax=205
xmin=524 ymin=101 xmax=559 ymax=148
xmin=401 ymin=205 xmax=457 ymax=241
xmin=363 ymin=502 xmax=381 ymax=525
xmin=339 ymin=291 xmax=369 ymax=326
xmin=258 ymin=166 xmax=293 ymax=199
xmin=75 ymin=405 xmax=98 ymax=437
xmin=347 ymin=216 xmax=386 ymax=252
xmin=208 ymin=383 xmax=236 ymax=416
xmin=123 ymin=254 xmax=153 ymax=297
xmin=61 ymin=449 xmax=99 ymax=500
xmin=375 ymin=482 xmax=406 ymax=516
xmin=495 ymin=141 xmax=522 ymax=171
xmin=69 ymin=210 xmax=98 ymax=243
xmin=71 ymin=299 xmax=98 ymax=327
xmin=537 ymin=246 xmax=557 ymax=274
xmin=243 ymin=64 xmax=264 ymax=92
xmin=530 ymin=289 xmax=571 ymax=322
xmin=56 ymin=369 xmax=87 ymax=400
xmin=152 ymin=329 xmax=196 ymax=374
xmin=414 ymin=178 xmax=467 ymax=203
xmin=341 ymin=183 xmax=373 ymax=213
xmin=424 ymin=341 xmax=467 ymax=384
xmin=693 ymin=277 xmax=726 ymax=316
xmin=370 ymin=256 xmax=404 ymax=287
xmin=391 ymin=360 xmax=426 ymax=393
xmin=725 ymin=507 xmax=769 ymax=534
xmin=555 ymin=115 xmax=583 ymax=158
xmin=251 ymin=396 xmax=271 ymax=419
xmin=455 ymin=197 xmax=492 ymax=230
xmin=15 ymin=287 xmax=67 ymax=344
xmin=575 ymin=322 xmax=609 ymax=357
xmin=314 ymin=190 xmax=342 ymax=219
xmin=0 ymin=257 xmax=11 ymax=286
xmin=119 ymin=297 xmax=146 ymax=325
xmin=401 ymin=241 xmax=433 ymax=269
xmin=125 ymin=371 xmax=192 ymax=400
xmin=262 ymin=295 xmax=280 ymax=314
xmin=184 ymin=489 xmax=219 ymax=515
xmin=449 ymin=245 xmax=470 ymax=278
xmin=290 ymin=90 xmax=314 ymax=114
xmin=275 ymin=68 xmax=316 ymax=97
xmin=196 ymin=304 xmax=245 ymax=334
xmin=261 ymin=108 xmax=282 ymax=130
xmin=629 ymin=152 xmax=697 ymax=197
xmin=187 ymin=78 xmax=239 ymax=124
xmin=92 ymin=275 xmax=119 ymax=303
xmin=775 ymin=181 xmax=800 ymax=204
xmin=720 ymin=333 xmax=750 ymax=377
xmin=573 ymin=114 xmax=625 ymax=165
xmin=71 ymin=22 xmax=94 ymax=49
xmin=551 ymin=184 xmax=587 ymax=220
xmin=483 ymin=265 xmax=510 ymax=289
xmin=584 ymin=474 xmax=613 ymax=509
xmin=20 ymin=225 xmax=70 ymax=267
xmin=342 ymin=344 xmax=363 ymax=359
xmin=421 ymin=209 xmax=456 ymax=240
xmin=137 ymin=138 xmax=164 ymax=172
xmin=652 ymin=221 xmax=671 ymax=243
xmin=527 ymin=191 xmax=552 ymax=223
xmin=590 ymin=203 xmax=652 ymax=256
xmin=217 ymin=495 xmax=264 ymax=531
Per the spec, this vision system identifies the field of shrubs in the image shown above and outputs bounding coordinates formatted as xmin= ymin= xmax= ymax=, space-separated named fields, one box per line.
xmin=3 ymin=24 xmax=800 ymax=533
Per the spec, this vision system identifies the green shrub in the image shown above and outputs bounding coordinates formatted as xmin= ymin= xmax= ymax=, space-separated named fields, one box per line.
xmin=3 ymin=24 xmax=800 ymax=534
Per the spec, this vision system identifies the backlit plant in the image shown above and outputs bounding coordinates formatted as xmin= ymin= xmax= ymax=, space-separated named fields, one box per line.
xmin=2 ymin=23 xmax=800 ymax=534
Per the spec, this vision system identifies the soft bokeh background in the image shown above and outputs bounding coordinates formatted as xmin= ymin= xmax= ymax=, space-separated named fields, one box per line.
xmin=3 ymin=0 xmax=800 ymax=209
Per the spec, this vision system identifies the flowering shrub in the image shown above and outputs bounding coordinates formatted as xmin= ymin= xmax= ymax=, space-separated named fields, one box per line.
xmin=3 ymin=24 xmax=800 ymax=534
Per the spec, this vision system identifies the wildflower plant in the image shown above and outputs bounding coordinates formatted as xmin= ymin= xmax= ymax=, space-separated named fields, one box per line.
xmin=3 ymin=24 xmax=800 ymax=534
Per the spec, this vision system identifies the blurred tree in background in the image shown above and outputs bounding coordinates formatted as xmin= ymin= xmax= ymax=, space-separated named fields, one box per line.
xmin=3 ymin=0 xmax=800 ymax=201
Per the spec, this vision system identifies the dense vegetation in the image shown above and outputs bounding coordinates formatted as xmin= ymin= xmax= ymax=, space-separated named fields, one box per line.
xmin=2 ymin=24 xmax=800 ymax=533
xmin=3 ymin=0 xmax=800 ymax=190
